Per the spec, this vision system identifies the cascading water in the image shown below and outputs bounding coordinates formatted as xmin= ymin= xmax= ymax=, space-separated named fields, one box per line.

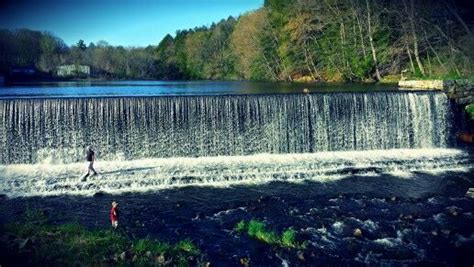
xmin=0 ymin=92 xmax=450 ymax=164
xmin=0 ymin=92 xmax=469 ymax=197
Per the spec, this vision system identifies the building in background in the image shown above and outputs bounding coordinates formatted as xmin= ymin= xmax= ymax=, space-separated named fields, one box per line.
xmin=57 ymin=65 xmax=90 ymax=77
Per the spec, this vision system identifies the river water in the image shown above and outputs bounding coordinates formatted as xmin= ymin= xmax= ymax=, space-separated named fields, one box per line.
xmin=0 ymin=81 xmax=473 ymax=265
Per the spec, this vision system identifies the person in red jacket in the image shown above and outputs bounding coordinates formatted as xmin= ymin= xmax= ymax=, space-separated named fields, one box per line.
xmin=110 ymin=201 xmax=118 ymax=229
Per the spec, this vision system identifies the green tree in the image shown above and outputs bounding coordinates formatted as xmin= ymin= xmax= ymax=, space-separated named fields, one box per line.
xmin=77 ymin=39 xmax=87 ymax=51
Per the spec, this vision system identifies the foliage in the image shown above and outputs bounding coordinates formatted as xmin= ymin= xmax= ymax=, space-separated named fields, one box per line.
xmin=1 ymin=210 xmax=202 ymax=266
xmin=234 ymin=220 xmax=246 ymax=232
xmin=281 ymin=228 xmax=298 ymax=249
xmin=236 ymin=219 xmax=307 ymax=250
xmin=247 ymin=219 xmax=280 ymax=245
xmin=0 ymin=0 xmax=473 ymax=82
xmin=465 ymin=103 xmax=474 ymax=120
xmin=176 ymin=239 xmax=200 ymax=255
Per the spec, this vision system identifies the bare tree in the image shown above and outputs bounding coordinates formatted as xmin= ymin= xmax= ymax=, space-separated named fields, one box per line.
xmin=365 ymin=0 xmax=382 ymax=80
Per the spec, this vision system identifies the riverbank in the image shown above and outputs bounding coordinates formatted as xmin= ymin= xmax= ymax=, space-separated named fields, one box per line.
xmin=398 ymin=79 xmax=474 ymax=91
xmin=0 ymin=209 xmax=202 ymax=266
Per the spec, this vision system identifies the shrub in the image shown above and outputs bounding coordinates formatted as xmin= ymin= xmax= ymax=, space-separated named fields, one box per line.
xmin=236 ymin=219 xmax=307 ymax=249
xmin=234 ymin=220 xmax=246 ymax=232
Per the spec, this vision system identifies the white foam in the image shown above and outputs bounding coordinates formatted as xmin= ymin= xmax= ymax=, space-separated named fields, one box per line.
xmin=0 ymin=148 xmax=470 ymax=198
xmin=433 ymin=213 xmax=447 ymax=224
xmin=332 ymin=221 xmax=345 ymax=234
xmin=373 ymin=238 xmax=402 ymax=247
xmin=362 ymin=220 xmax=378 ymax=232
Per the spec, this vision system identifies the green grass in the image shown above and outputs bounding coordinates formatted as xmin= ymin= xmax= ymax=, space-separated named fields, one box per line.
xmin=236 ymin=219 xmax=307 ymax=250
xmin=176 ymin=239 xmax=200 ymax=255
xmin=466 ymin=103 xmax=474 ymax=120
xmin=466 ymin=103 xmax=474 ymax=113
xmin=281 ymin=228 xmax=299 ymax=249
xmin=234 ymin=220 xmax=246 ymax=233
xmin=134 ymin=238 xmax=152 ymax=254
xmin=247 ymin=219 xmax=280 ymax=245
xmin=2 ymin=209 xmax=202 ymax=266
xmin=404 ymin=72 xmax=474 ymax=81
xmin=379 ymin=75 xmax=400 ymax=84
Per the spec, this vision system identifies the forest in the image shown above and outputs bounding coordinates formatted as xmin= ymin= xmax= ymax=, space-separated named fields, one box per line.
xmin=0 ymin=0 xmax=473 ymax=82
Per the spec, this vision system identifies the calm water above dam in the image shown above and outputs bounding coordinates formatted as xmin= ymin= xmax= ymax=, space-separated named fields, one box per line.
xmin=0 ymin=81 xmax=473 ymax=265
xmin=0 ymin=80 xmax=397 ymax=98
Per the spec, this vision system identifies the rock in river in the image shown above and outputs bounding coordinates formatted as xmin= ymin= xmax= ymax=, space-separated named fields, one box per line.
xmin=466 ymin=188 xmax=474 ymax=199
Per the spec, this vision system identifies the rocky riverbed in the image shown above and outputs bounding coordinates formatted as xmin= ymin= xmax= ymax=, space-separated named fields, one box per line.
xmin=1 ymin=168 xmax=474 ymax=266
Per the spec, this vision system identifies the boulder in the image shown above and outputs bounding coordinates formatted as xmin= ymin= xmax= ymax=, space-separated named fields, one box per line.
xmin=120 ymin=251 xmax=127 ymax=261
xmin=446 ymin=206 xmax=462 ymax=216
xmin=93 ymin=191 xmax=105 ymax=197
xmin=240 ymin=258 xmax=250 ymax=267
xmin=441 ymin=229 xmax=451 ymax=235
xmin=456 ymin=95 xmax=474 ymax=105
xmin=353 ymin=228 xmax=362 ymax=238
xmin=466 ymin=188 xmax=474 ymax=199
xmin=297 ymin=250 xmax=305 ymax=261
xmin=458 ymin=132 xmax=474 ymax=143
xmin=156 ymin=254 xmax=165 ymax=264
xmin=18 ymin=238 xmax=33 ymax=249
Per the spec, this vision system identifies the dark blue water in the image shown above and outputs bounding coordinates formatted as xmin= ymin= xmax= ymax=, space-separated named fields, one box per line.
xmin=0 ymin=80 xmax=397 ymax=98
xmin=1 ymin=169 xmax=474 ymax=266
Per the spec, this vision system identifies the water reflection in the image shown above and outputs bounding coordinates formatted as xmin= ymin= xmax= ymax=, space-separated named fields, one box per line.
xmin=0 ymin=80 xmax=398 ymax=98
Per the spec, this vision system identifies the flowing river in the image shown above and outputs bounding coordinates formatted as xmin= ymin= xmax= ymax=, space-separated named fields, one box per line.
xmin=0 ymin=81 xmax=473 ymax=265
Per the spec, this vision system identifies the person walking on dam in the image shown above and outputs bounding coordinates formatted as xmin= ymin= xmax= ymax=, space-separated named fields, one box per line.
xmin=85 ymin=146 xmax=97 ymax=176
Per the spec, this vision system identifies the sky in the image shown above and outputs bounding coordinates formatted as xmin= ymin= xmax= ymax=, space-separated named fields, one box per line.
xmin=0 ymin=0 xmax=263 ymax=47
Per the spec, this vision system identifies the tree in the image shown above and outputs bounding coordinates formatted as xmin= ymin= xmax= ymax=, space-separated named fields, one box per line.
xmin=77 ymin=39 xmax=87 ymax=51
xmin=1 ymin=0 xmax=472 ymax=81
xmin=38 ymin=32 xmax=65 ymax=72
xmin=231 ymin=10 xmax=274 ymax=80
xmin=365 ymin=0 xmax=382 ymax=81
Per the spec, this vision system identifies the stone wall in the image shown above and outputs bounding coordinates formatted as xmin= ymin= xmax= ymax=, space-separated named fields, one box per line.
xmin=398 ymin=79 xmax=474 ymax=105
xmin=444 ymin=80 xmax=474 ymax=105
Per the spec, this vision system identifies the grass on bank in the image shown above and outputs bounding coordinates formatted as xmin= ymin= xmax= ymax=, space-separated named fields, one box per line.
xmin=1 ymin=208 xmax=201 ymax=266
xmin=234 ymin=219 xmax=307 ymax=250
xmin=465 ymin=103 xmax=474 ymax=120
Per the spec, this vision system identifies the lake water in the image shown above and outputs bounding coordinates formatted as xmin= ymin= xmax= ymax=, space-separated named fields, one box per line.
xmin=0 ymin=81 xmax=473 ymax=266
xmin=0 ymin=80 xmax=398 ymax=98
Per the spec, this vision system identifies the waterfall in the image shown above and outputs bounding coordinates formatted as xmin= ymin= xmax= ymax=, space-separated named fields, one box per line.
xmin=0 ymin=92 xmax=450 ymax=165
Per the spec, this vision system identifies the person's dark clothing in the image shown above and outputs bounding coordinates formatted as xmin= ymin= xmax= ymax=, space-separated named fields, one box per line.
xmin=86 ymin=150 xmax=95 ymax=162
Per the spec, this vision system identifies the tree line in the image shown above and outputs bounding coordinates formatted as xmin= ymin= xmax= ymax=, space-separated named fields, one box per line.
xmin=1 ymin=0 xmax=473 ymax=82
xmin=0 ymin=30 xmax=159 ymax=79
